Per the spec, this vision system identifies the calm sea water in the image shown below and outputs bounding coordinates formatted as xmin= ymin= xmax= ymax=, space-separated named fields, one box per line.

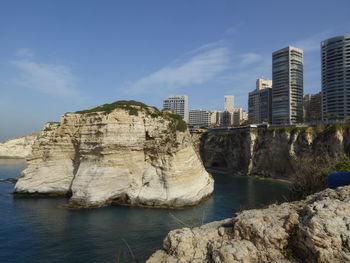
xmin=0 ymin=159 xmax=291 ymax=263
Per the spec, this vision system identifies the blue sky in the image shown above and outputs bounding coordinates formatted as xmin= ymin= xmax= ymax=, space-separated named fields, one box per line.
xmin=0 ymin=0 xmax=349 ymax=140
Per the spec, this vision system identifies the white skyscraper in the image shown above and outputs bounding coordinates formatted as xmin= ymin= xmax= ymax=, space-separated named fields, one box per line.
xmin=224 ymin=95 xmax=234 ymax=112
xmin=272 ymin=46 xmax=304 ymax=125
xmin=163 ymin=95 xmax=189 ymax=122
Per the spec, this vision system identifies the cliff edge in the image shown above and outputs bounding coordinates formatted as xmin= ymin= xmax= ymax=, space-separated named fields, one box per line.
xmin=147 ymin=185 xmax=350 ymax=263
xmin=196 ymin=126 xmax=350 ymax=180
xmin=0 ymin=133 xmax=39 ymax=158
xmin=14 ymin=101 xmax=214 ymax=208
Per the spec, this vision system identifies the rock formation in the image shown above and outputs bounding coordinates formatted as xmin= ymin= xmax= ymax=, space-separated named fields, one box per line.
xmin=147 ymin=185 xmax=350 ymax=263
xmin=14 ymin=101 xmax=214 ymax=208
xmin=0 ymin=133 xmax=39 ymax=158
xmin=195 ymin=126 xmax=350 ymax=180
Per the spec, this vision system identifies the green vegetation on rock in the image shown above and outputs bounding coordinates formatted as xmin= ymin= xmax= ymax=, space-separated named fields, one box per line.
xmin=164 ymin=113 xmax=187 ymax=132
xmin=291 ymin=156 xmax=350 ymax=200
xmin=73 ymin=100 xmax=187 ymax=132
xmin=75 ymin=100 xmax=154 ymax=115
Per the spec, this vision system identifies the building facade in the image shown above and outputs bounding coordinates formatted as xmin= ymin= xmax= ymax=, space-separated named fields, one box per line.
xmin=248 ymin=78 xmax=272 ymax=124
xmin=163 ymin=95 xmax=189 ymax=122
xmin=303 ymin=93 xmax=322 ymax=122
xmin=224 ymin=95 xmax=234 ymax=112
xmin=272 ymin=46 xmax=304 ymax=125
xmin=189 ymin=110 xmax=216 ymax=127
xmin=321 ymin=34 xmax=350 ymax=121
xmin=233 ymin=108 xmax=248 ymax=126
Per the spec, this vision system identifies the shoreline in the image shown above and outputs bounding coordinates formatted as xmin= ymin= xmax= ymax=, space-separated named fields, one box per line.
xmin=206 ymin=167 xmax=292 ymax=184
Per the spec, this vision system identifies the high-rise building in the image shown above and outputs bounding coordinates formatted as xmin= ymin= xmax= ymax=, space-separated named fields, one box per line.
xmin=272 ymin=46 xmax=304 ymax=125
xmin=189 ymin=110 xmax=216 ymax=127
xmin=303 ymin=93 xmax=322 ymax=122
xmin=224 ymin=95 xmax=234 ymax=112
xmin=321 ymin=34 xmax=350 ymax=121
xmin=248 ymin=78 xmax=272 ymax=124
xmin=163 ymin=95 xmax=189 ymax=122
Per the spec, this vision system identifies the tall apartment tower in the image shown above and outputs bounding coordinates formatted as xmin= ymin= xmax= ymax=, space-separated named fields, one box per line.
xmin=163 ymin=95 xmax=189 ymax=122
xmin=272 ymin=46 xmax=304 ymax=125
xmin=321 ymin=34 xmax=350 ymax=121
xmin=224 ymin=95 xmax=234 ymax=112
xmin=248 ymin=78 xmax=272 ymax=124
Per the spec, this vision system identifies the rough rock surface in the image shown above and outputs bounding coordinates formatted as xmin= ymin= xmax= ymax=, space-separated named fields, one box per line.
xmin=14 ymin=104 xmax=214 ymax=207
xmin=147 ymin=186 xmax=350 ymax=263
xmin=0 ymin=133 xmax=39 ymax=158
xmin=195 ymin=127 xmax=350 ymax=180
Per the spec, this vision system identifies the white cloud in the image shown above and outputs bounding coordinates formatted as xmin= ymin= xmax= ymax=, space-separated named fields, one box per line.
xmin=11 ymin=59 xmax=79 ymax=98
xmin=127 ymin=47 xmax=230 ymax=95
xmin=16 ymin=48 xmax=35 ymax=58
xmin=239 ymin=53 xmax=263 ymax=66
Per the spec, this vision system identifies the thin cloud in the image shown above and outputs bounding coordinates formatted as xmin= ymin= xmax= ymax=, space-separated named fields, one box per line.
xmin=292 ymin=31 xmax=331 ymax=53
xmin=11 ymin=59 xmax=79 ymax=98
xmin=239 ymin=53 xmax=263 ymax=66
xmin=127 ymin=47 xmax=230 ymax=95
xmin=16 ymin=48 xmax=35 ymax=58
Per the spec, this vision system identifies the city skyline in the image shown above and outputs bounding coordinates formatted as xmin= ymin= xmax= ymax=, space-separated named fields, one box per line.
xmin=0 ymin=0 xmax=350 ymax=140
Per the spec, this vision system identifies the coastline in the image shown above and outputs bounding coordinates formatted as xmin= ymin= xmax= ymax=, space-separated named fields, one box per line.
xmin=206 ymin=167 xmax=292 ymax=184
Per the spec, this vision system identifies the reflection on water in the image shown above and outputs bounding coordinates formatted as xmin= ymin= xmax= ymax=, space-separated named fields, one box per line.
xmin=0 ymin=159 xmax=290 ymax=263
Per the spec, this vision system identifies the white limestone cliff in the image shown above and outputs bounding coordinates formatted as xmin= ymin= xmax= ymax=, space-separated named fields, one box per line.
xmin=14 ymin=102 xmax=214 ymax=208
xmin=0 ymin=133 xmax=39 ymax=158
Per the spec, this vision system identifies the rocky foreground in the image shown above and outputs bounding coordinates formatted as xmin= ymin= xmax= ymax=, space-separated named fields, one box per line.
xmin=147 ymin=185 xmax=350 ymax=263
xmin=14 ymin=101 xmax=213 ymax=208
xmin=0 ymin=133 xmax=38 ymax=158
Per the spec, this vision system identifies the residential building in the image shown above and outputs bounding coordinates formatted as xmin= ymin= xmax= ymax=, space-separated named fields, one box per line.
xmin=248 ymin=78 xmax=272 ymax=123
xmin=224 ymin=95 xmax=234 ymax=112
xmin=189 ymin=110 xmax=216 ymax=127
xmin=321 ymin=34 xmax=350 ymax=121
xmin=216 ymin=111 xmax=224 ymax=125
xmin=233 ymin=108 xmax=247 ymax=126
xmin=221 ymin=111 xmax=233 ymax=126
xmin=272 ymin=46 xmax=304 ymax=125
xmin=163 ymin=95 xmax=189 ymax=122
xmin=303 ymin=93 xmax=322 ymax=122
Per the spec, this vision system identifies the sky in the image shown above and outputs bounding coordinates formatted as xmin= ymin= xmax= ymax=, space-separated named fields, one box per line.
xmin=0 ymin=0 xmax=350 ymax=141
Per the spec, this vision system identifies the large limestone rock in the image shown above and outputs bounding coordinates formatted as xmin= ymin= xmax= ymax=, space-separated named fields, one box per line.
xmin=14 ymin=101 xmax=214 ymax=207
xmin=147 ymin=186 xmax=350 ymax=263
xmin=0 ymin=133 xmax=38 ymax=158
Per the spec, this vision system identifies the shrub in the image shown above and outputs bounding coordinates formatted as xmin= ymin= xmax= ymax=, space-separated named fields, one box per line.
xmin=290 ymin=156 xmax=350 ymax=200
xmin=74 ymin=100 xmax=159 ymax=115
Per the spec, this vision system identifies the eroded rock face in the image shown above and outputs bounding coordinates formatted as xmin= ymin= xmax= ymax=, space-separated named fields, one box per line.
xmin=196 ymin=127 xmax=350 ymax=180
xmin=14 ymin=106 xmax=214 ymax=208
xmin=147 ymin=186 xmax=350 ymax=263
xmin=0 ymin=133 xmax=39 ymax=158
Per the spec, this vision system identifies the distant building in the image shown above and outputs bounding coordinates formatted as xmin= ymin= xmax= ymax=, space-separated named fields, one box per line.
xmin=303 ymin=93 xmax=322 ymax=122
xmin=224 ymin=95 xmax=234 ymax=112
xmin=216 ymin=111 xmax=224 ymax=125
xmin=248 ymin=78 xmax=272 ymax=124
xmin=321 ymin=34 xmax=350 ymax=121
xmin=189 ymin=110 xmax=216 ymax=127
xmin=233 ymin=108 xmax=247 ymax=126
xmin=272 ymin=46 xmax=304 ymax=125
xmin=221 ymin=111 xmax=233 ymax=126
xmin=163 ymin=95 xmax=189 ymax=122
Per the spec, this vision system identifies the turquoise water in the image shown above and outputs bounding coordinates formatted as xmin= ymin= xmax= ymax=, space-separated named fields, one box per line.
xmin=0 ymin=159 xmax=291 ymax=263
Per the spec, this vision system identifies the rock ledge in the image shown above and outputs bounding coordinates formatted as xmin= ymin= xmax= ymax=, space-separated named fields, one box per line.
xmin=147 ymin=186 xmax=350 ymax=263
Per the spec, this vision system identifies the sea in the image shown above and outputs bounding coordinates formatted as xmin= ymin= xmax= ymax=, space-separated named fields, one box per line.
xmin=0 ymin=159 xmax=291 ymax=263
